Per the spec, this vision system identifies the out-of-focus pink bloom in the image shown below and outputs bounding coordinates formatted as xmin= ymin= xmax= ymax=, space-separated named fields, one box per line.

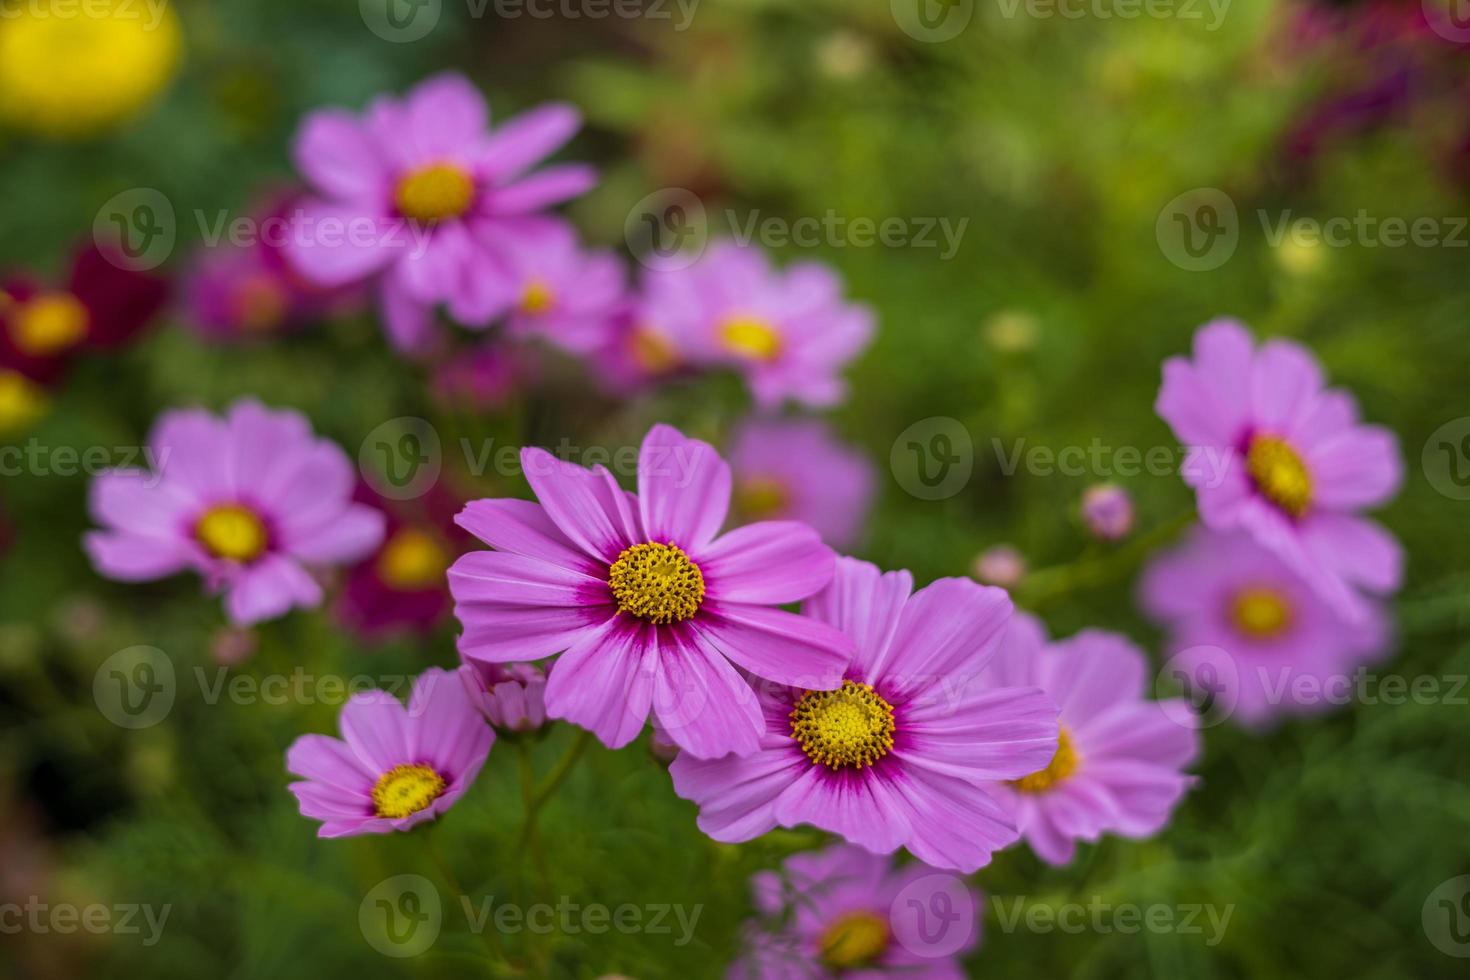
xmin=972 ymin=544 xmax=1026 ymax=589
xmin=1080 ymin=483 xmax=1134 ymax=541
xmin=728 ymin=418 xmax=874 ymax=549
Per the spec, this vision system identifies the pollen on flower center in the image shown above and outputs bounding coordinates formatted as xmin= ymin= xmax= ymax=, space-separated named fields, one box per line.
xmin=195 ymin=504 xmax=268 ymax=562
xmin=377 ymin=528 xmax=449 ymax=591
xmin=608 ymin=542 xmax=706 ymax=624
xmin=1230 ymin=585 xmax=1293 ymax=639
xmin=1246 ymin=434 xmax=1312 ymax=518
xmin=1013 ymin=726 xmax=1079 ymax=793
xmin=819 ymin=910 xmax=890 ymax=970
xmin=790 ymin=680 xmax=896 ymax=770
xmin=11 ymin=293 xmax=89 ymax=356
xmin=394 ymin=163 xmax=475 ymax=223
xmin=519 ymin=279 xmax=555 ymax=315
xmin=371 ymin=763 xmax=446 ymax=819
xmin=719 ymin=315 xmax=782 ymax=361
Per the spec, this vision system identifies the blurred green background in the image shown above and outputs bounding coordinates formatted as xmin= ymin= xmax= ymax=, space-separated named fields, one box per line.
xmin=2 ymin=0 xmax=1469 ymax=976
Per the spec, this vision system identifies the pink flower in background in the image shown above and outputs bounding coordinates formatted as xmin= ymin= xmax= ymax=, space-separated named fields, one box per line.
xmin=731 ymin=844 xmax=981 ymax=979
xmin=641 ymin=242 xmax=874 ymax=408
xmin=493 ymin=221 xmax=626 ymax=355
xmin=670 ymin=558 xmax=1057 ymax=873
xmin=460 ymin=661 xmax=548 ymax=733
xmin=1080 ymin=482 xmax=1134 ymax=541
xmin=286 ymin=668 xmax=493 ymax=838
xmin=972 ymin=544 xmax=1025 ymax=589
xmin=183 ymin=193 xmax=363 ymax=341
xmin=335 ymin=483 xmax=466 ymax=639
xmin=979 ymin=615 xmax=1200 ymax=866
xmin=1138 ymin=525 xmax=1392 ymax=728
xmin=590 ymin=305 xmax=690 ymax=396
xmin=728 ymin=418 xmax=874 ymax=549
xmin=1155 ymin=318 xmax=1403 ymax=622
xmin=286 ymin=72 xmax=595 ymax=353
xmin=448 ymin=424 xmax=852 ymax=759
xmin=83 ymin=400 xmax=385 ymax=625
xmin=431 ymin=341 xmax=527 ymax=411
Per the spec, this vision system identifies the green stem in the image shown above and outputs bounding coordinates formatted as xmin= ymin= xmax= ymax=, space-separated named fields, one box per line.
xmin=1015 ymin=510 xmax=1193 ymax=609
xmin=422 ymin=825 xmax=510 ymax=972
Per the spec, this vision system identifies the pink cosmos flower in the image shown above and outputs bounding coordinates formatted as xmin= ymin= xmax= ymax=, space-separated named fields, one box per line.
xmin=83 ymin=400 xmax=386 ymax=626
xmin=1139 ymin=525 xmax=1392 ymax=728
xmin=1155 ymin=318 xmax=1403 ymax=622
xmin=641 ymin=242 xmax=873 ymax=408
xmin=978 ymin=615 xmax=1200 ymax=866
xmin=732 ymin=844 xmax=981 ymax=979
xmin=728 ymin=418 xmax=874 ymax=549
xmin=448 ymin=424 xmax=853 ymax=759
xmin=285 ymin=668 xmax=493 ymax=838
xmin=431 ymin=341 xmax=527 ymax=411
xmin=491 ymin=220 xmax=625 ymax=355
xmin=460 ymin=661 xmax=548 ymax=734
xmin=669 ymin=557 xmax=1058 ymax=873
xmin=286 ymin=72 xmax=595 ymax=353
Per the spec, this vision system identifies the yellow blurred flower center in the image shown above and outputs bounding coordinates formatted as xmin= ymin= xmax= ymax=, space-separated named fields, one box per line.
xmin=11 ymin=293 xmax=89 ymax=356
xmin=0 ymin=369 xmax=49 ymax=434
xmin=376 ymin=528 xmax=449 ymax=591
xmin=519 ymin=279 xmax=556 ymax=315
xmin=609 ymin=542 xmax=705 ymax=624
xmin=195 ymin=504 xmax=268 ymax=562
xmin=235 ymin=275 xmax=289 ymax=333
xmin=1246 ymin=435 xmax=1312 ymax=518
xmin=1013 ymin=726 xmax=1079 ymax=793
xmin=719 ymin=315 xmax=782 ymax=361
xmin=1230 ymin=586 xmax=1293 ymax=639
xmin=395 ymin=163 xmax=475 ymax=223
xmin=790 ymin=680 xmax=895 ymax=770
xmin=735 ymin=476 xmax=789 ymax=521
xmin=629 ymin=326 xmax=677 ymax=373
xmin=371 ymin=763 xmax=446 ymax=819
xmin=819 ymin=910 xmax=890 ymax=970
xmin=0 ymin=0 xmax=183 ymax=138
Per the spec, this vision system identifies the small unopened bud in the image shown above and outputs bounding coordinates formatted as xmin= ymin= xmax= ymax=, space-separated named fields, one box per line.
xmin=973 ymin=545 xmax=1026 ymax=589
xmin=1080 ymin=483 xmax=1134 ymax=541
xmin=460 ymin=661 xmax=547 ymax=734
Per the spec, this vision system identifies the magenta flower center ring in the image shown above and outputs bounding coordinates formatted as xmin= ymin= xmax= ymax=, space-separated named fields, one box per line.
xmin=1014 ymin=726 xmax=1079 ymax=793
xmin=789 ymin=680 xmax=896 ymax=770
xmin=195 ymin=504 xmax=268 ymax=563
xmin=1230 ymin=586 xmax=1293 ymax=639
xmin=394 ymin=163 xmax=475 ymax=223
xmin=371 ymin=763 xmax=447 ymax=819
xmin=608 ymin=542 xmax=706 ymax=624
xmin=1246 ymin=434 xmax=1312 ymax=518
xmin=819 ymin=910 xmax=890 ymax=970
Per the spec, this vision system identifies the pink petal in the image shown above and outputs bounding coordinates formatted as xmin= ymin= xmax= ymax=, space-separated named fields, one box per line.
xmin=490 ymin=164 xmax=597 ymax=215
xmin=1307 ymin=424 xmax=1403 ymax=510
xmin=695 ymin=602 xmax=849 ymax=691
xmin=875 ymin=764 xmax=1018 ymax=873
xmin=83 ymin=531 xmax=193 ymax=582
xmin=287 ymin=504 xmax=385 ymax=565
xmin=1299 ymin=512 xmax=1404 ymax=596
xmin=882 ymin=577 xmax=1012 ymax=700
xmin=804 ymin=557 xmax=913 ymax=681
xmin=89 ymin=470 xmax=193 ymax=535
xmin=338 ymin=690 xmax=410 ymax=773
xmin=637 ymin=424 xmax=730 ymax=551
xmin=283 ymin=201 xmax=398 ymax=288
xmin=698 ymin=521 xmax=835 ymax=605
xmin=668 ymin=743 xmax=806 ymax=843
xmin=543 ymin=618 xmax=657 ymax=749
xmin=1043 ymin=630 xmax=1149 ymax=728
xmin=454 ymin=498 xmax=597 ymax=573
xmin=149 ymin=408 xmax=231 ymax=499
xmin=447 ymin=550 xmax=606 ymax=606
xmin=520 ymin=448 xmax=638 ymax=563
xmin=380 ymin=266 xmax=437 ymax=354
xmin=403 ymin=72 xmax=489 ymax=160
xmin=772 ymin=765 xmax=912 ymax=857
xmin=224 ymin=555 xmax=323 ymax=625
xmin=479 ymin=103 xmax=582 ymax=181
xmin=898 ymin=686 xmax=1059 ymax=782
xmin=455 ymin=601 xmax=613 ymax=663
xmin=1250 ymin=338 xmax=1325 ymax=431
xmin=286 ymin=734 xmax=376 ymax=793
xmin=406 ymin=667 xmax=495 ymax=776
xmin=652 ymin=624 xmax=763 ymax=759
xmin=292 ymin=109 xmax=388 ymax=201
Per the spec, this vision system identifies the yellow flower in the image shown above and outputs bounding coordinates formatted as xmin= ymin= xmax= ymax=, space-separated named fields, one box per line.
xmin=0 ymin=0 xmax=183 ymax=138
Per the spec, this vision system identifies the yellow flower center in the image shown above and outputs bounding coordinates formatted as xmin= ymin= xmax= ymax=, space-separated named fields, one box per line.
xmin=1230 ymin=586 xmax=1293 ymax=639
xmin=11 ymin=293 xmax=89 ymax=356
xmin=790 ymin=680 xmax=896 ymax=770
xmin=371 ymin=763 xmax=446 ymax=819
xmin=819 ymin=910 xmax=890 ymax=970
xmin=1013 ymin=726 xmax=1079 ymax=793
xmin=394 ymin=163 xmax=475 ymax=223
xmin=608 ymin=542 xmax=705 ymax=624
xmin=195 ymin=504 xmax=268 ymax=563
xmin=376 ymin=528 xmax=449 ymax=591
xmin=735 ymin=476 xmax=789 ymax=521
xmin=0 ymin=370 xmax=49 ymax=435
xmin=719 ymin=315 xmax=782 ymax=361
xmin=519 ymin=279 xmax=555 ymax=315
xmin=1246 ymin=434 xmax=1312 ymax=518
xmin=629 ymin=326 xmax=677 ymax=374
xmin=236 ymin=275 xmax=289 ymax=333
